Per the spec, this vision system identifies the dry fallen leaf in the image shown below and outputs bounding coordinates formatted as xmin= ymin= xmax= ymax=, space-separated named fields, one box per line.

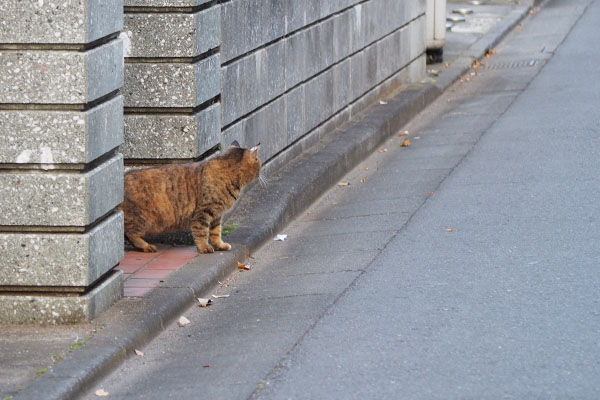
xmin=360 ymin=178 xmax=366 ymax=183
xmin=364 ymin=167 xmax=369 ymax=171
xmin=428 ymin=192 xmax=435 ymax=196
xmin=197 ymin=297 xmax=212 ymax=307
xmin=445 ymin=228 xmax=454 ymax=232
xmin=378 ymin=148 xmax=388 ymax=153
xmin=203 ymin=364 xmax=211 ymax=368
xmin=379 ymin=100 xmax=387 ymax=105
xmin=237 ymin=261 xmax=251 ymax=271
xmin=134 ymin=349 xmax=144 ymax=357
xmin=95 ymin=389 xmax=109 ymax=397
xmin=397 ymin=130 xmax=409 ymax=137
xmin=400 ymin=138 xmax=411 ymax=147
xmin=338 ymin=182 xmax=350 ymax=187
xmin=178 ymin=316 xmax=191 ymax=327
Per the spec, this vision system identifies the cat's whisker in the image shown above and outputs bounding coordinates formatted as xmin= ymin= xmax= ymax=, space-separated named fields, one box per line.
xmin=258 ymin=174 xmax=268 ymax=188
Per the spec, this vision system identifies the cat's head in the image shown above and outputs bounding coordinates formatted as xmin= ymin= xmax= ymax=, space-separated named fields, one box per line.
xmin=225 ymin=141 xmax=262 ymax=183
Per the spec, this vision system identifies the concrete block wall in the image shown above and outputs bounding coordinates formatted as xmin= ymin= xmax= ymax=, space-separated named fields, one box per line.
xmin=220 ymin=0 xmax=427 ymax=161
xmin=122 ymin=0 xmax=222 ymax=163
xmin=122 ymin=0 xmax=426 ymax=164
xmin=0 ymin=1 xmax=125 ymax=324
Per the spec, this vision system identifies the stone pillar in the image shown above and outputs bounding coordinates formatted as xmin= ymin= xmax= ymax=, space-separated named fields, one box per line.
xmin=122 ymin=0 xmax=222 ymax=164
xmin=0 ymin=1 xmax=125 ymax=324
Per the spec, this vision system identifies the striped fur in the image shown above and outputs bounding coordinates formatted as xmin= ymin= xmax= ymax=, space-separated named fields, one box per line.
xmin=118 ymin=145 xmax=261 ymax=253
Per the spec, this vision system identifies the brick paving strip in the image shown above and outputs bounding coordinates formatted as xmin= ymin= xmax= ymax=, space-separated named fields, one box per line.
xmin=116 ymin=247 xmax=198 ymax=297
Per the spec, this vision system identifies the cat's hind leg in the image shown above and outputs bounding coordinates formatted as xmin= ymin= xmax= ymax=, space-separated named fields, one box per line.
xmin=209 ymin=223 xmax=231 ymax=251
xmin=127 ymin=234 xmax=157 ymax=253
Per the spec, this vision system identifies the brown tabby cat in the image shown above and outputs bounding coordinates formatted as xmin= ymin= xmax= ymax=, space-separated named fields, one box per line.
xmin=118 ymin=142 xmax=261 ymax=253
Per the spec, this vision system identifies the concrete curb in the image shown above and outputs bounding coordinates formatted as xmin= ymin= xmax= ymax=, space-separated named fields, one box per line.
xmin=15 ymin=5 xmax=532 ymax=399
xmin=225 ymin=83 xmax=440 ymax=251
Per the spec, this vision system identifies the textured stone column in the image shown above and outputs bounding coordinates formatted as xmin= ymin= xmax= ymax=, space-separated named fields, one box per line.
xmin=0 ymin=0 xmax=125 ymax=324
xmin=122 ymin=0 xmax=221 ymax=164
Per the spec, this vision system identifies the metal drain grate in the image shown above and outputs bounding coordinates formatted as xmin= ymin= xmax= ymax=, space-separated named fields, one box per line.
xmin=485 ymin=59 xmax=541 ymax=69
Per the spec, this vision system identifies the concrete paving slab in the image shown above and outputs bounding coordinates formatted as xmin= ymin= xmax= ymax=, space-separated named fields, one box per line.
xmin=440 ymin=89 xmax=519 ymax=116
xmin=231 ymin=270 xmax=361 ymax=300
xmin=258 ymin=231 xmax=396 ymax=257
xmin=419 ymin=111 xmax=500 ymax=132
xmin=371 ymin=154 xmax=465 ymax=174
xmin=381 ymin=142 xmax=475 ymax=161
xmin=302 ymin=197 xmax=430 ymax=220
xmin=250 ymin=250 xmax=381 ymax=275
xmin=292 ymin=212 xmax=412 ymax=236
xmin=470 ymin=67 xmax=541 ymax=92
xmin=355 ymin=173 xmax=454 ymax=200
xmin=398 ymin=130 xmax=482 ymax=147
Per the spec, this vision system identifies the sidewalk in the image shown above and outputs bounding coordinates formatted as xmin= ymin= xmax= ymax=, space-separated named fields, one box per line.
xmin=250 ymin=0 xmax=600 ymax=396
xmin=2 ymin=2 xmax=536 ymax=399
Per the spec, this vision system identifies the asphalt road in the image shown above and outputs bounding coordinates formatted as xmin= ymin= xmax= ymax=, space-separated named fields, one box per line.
xmin=83 ymin=0 xmax=599 ymax=398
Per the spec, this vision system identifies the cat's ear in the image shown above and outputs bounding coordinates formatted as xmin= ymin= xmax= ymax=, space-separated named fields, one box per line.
xmin=230 ymin=140 xmax=241 ymax=148
xmin=249 ymin=143 xmax=260 ymax=156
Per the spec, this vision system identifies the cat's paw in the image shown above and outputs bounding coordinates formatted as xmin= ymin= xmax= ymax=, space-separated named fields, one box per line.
xmin=142 ymin=244 xmax=158 ymax=253
xmin=214 ymin=242 xmax=232 ymax=251
xmin=196 ymin=244 xmax=215 ymax=254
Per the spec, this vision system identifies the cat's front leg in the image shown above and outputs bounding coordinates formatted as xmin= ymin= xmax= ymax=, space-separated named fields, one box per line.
xmin=209 ymin=222 xmax=231 ymax=251
xmin=127 ymin=233 xmax=158 ymax=253
xmin=190 ymin=219 xmax=214 ymax=254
